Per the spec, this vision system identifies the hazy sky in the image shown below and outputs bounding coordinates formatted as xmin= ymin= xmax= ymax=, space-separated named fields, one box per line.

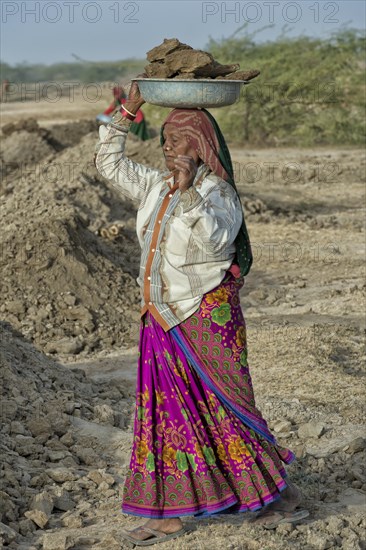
xmin=1 ymin=0 xmax=365 ymax=65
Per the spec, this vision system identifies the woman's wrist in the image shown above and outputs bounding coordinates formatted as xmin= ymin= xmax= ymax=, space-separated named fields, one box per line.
xmin=123 ymin=101 xmax=144 ymax=115
xmin=120 ymin=104 xmax=137 ymax=121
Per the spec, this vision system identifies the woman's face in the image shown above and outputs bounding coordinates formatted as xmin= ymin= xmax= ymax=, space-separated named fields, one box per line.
xmin=162 ymin=124 xmax=200 ymax=172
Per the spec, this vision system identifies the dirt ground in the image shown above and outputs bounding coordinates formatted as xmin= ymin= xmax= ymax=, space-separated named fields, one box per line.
xmin=0 ymin=93 xmax=365 ymax=550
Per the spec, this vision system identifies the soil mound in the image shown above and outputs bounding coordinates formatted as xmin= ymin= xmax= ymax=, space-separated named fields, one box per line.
xmin=1 ymin=130 xmax=56 ymax=168
xmin=0 ymin=119 xmax=97 ymax=178
xmin=47 ymin=120 xmax=97 ymax=149
xmin=0 ymin=321 xmax=133 ymax=546
xmin=1 ymin=122 xmax=166 ymax=359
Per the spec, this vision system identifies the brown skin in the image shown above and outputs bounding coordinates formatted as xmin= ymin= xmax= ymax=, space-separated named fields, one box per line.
xmin=123 ymin=79 xmax=302 ymax=542
xmin=123 ymin=78 xmax=145 ymax=115
xmin=162 ymin=124 xmax=201 ymax=190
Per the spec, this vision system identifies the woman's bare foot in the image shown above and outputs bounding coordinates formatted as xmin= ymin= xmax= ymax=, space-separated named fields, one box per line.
xmin=126 ymin=517 xmax=183 ymax=542
xmin=251 ymin=480 xmax=303 ymax=526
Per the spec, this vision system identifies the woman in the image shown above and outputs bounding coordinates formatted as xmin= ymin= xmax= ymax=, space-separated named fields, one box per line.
xmin=94 ymin=81 xmax=308 ymax=546
xmin=103 ymin=85 xmax=149 ymax=141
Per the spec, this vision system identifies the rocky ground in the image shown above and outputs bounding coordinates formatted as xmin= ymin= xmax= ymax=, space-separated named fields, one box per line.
xmin=0 ymin=96 xmax=365 ymax=549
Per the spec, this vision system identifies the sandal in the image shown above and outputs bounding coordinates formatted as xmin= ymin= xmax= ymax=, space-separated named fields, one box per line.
xmin=121 ymin=526 xmax=189 ymax=547
xmin=260 ymin=509 xmax=310 ymax=530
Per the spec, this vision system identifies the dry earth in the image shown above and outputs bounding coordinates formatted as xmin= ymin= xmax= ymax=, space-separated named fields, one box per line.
xmin=0 ymin=93 xmax=365 ymax=550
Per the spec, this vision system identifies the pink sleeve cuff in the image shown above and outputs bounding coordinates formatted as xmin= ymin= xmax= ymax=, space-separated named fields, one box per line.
xmin=229 ymin=263 xmax=241 ymax=278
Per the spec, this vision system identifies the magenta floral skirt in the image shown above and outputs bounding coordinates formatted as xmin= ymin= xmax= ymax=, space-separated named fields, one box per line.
xmin=122 ymin=272 xmax=295 ymax=518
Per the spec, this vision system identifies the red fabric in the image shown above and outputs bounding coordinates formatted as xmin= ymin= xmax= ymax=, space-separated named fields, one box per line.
xmin=103 ymin=101 xmax=118 ymax=115
xmin=229 ymin=263 xmax=241 ymax=279
xmin=162 ymin=109 xmax=229 ymax=181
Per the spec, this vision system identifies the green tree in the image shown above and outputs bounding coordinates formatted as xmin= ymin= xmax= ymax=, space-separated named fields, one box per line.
xmin=207 ymin=26 xmax=365 ymax=146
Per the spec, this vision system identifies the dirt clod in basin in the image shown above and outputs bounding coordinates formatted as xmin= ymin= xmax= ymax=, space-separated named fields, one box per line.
xmin=144 ymin=38 xmax=260 ymax=80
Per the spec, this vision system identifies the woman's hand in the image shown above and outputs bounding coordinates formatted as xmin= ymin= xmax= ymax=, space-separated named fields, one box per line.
xmin=124 ymin=73 xmax=146 ymax=114
xmin=174 ymin=155 xmax=198 ymax=192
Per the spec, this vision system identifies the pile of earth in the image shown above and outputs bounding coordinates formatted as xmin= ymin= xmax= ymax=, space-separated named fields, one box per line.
xmin=0 ymin=321 xmax=134 ymax=549
xmin=1 ymin=120 xmax=58 ymax=174
xmin=0 ymin=119 xmax=167 ymax=360
xmin=0 ymin=119 xmax=97 ymax=176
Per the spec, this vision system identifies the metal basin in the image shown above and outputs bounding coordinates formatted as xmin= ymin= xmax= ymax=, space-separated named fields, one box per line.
xmin=132 ymin=78 xmax=249 ymax=108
